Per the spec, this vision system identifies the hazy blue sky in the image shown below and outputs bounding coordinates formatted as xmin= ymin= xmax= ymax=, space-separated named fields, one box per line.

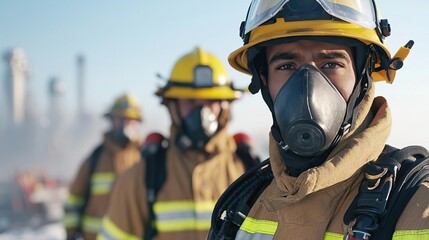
xmin=1 ymin=1 xmax=428 ymax=156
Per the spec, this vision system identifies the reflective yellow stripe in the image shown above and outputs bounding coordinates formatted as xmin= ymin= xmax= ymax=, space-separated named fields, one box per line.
xmin=154 ymin=200 xmax=193 ymax=212
xmin=323 ymin=229 xmax=429 ymax=239
xmin=240 ymin=216 xmax=278 ymax=235
xmin=153 ymin=200 xmax=215 ymax=232
xmin=92 ymin=172 xmax=115 ymax=181
xmin=237 ymin=228 xmax=429 ymax=240
xmin=91 ymin=172 xmax=115 ymax=195
xmin=82 ymin=215 xmax=102 ymax=233
xmin=65 ymin=194 xmax=84 ymax=207
xmin=63 ymin=214 xmax=102 ymax=232
xmin=154 ymin=200 xmax=216 ymax=213
xmin=96 ymin=234 xmax=106 ymax=240
xmin=63 ymin=194 xmax=83 ymax=228
xmin=92 ymin=185 xmax=112 ymax=195
xmin=393 ymin=229 xmax=429 ymax=239
xmin=63 ymin=212 xmax=79 ymax=227
xmin=195 ymin=201 xmax=217 ymax=212
xmin=99 ymin=217 xmax=140 ymax=240
xmin=155 ymin=219 xmax=211 ymax=231
xmin=324 ymin=232 xmax=343 ymax=240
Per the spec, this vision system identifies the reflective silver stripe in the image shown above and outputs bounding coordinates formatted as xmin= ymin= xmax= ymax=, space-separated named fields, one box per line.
xmin=99 ymin=227 xmax=120 ymax=240
xmin=156 ymin=210 xmax=212 ymax=222
xmin=99 ymin=217 xmax=140 ymax=240
xmin=63 ymin=212 xmax=80 ymax=227
xmin=64 ymin=205 xmax=80 ymax=212
xmin=91 ymin=172 xmax=115 ymax=195
xmin=64 ymin=194 xmax=84 ymax=211
xmin=197 ymin=211 xmax=212 ymax=221
xmin=156 ymin=210 xmax=194 ymax=221
xmin=154 ymin=200 xmax=215 ymax=231
xmin=82 ymin=215 xmax=102 ymax=233
xmin=236 ymin=230 xmax=274 ymax=240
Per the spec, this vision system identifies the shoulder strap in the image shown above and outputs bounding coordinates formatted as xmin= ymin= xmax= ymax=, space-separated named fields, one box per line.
xmin=208 ymin=159 xmax=273 ymax=240
xmin=77 ymin=144 xmax=103 ymax=233
xmin=344 ymin=144 xmax=429 ymax=240
xmin=141 ymin=133 xmax=168 ymax=240
xmin=233 ymin=133 xmax=261 ymax=171
xmin=373 ymin=145 xmax=429 ymax=239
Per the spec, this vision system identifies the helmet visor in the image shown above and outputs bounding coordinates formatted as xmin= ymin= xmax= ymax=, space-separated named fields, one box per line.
xmin=244 ymin=0 xmax=376 ymax=34
xmin=244 ymin=0 xmax=288 ymax=35
xmin=316 ymin=0 xmax=376 ymax=29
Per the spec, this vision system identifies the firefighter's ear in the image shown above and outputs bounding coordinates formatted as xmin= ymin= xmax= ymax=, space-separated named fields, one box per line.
xmin=260 ymin=70 xmax=267 ymax=86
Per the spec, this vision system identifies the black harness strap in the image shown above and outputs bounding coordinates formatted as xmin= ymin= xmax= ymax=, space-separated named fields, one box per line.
xmin=76 ymin=144 xmax=103 ymax=235
xmin=208 ymin=159 xmax=273 ymax=240
xmin=142 ymin=136 xmax=168 ymax=240
xmin=373 ymin=146 xmax=429 ymax=239
xmin=344 ymin=145 xmax=429 ymax=240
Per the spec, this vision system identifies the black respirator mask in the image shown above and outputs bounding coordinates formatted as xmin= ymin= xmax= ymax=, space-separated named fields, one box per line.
xmin=112 ymin=123 xmax=141 ymax=145
xmin=273 ymin=64 xmax=347 ymax=157
xmin=177 ymin=105 xmax=219 ymax=150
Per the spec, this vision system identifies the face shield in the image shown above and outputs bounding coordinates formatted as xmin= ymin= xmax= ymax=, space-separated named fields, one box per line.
xmin=244 ymin=0 xmax=377 ymax=35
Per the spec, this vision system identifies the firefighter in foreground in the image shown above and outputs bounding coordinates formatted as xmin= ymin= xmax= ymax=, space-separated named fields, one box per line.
xmin=64 ymin=94 xmax=144 ymax=240
xmin=97 ymin=47 xmax=258 ymax=240
xmin=208 ymin=0 xmax=429 ymax=239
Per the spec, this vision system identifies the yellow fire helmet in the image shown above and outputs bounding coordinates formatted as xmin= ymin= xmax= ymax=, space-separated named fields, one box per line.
xmin=229 ymin=0 xmax=414 ymax=88
xmin=104 ymin=93 xmax=143 ymax=121
xmin=156 ymin=47 xmax=244 ymax=100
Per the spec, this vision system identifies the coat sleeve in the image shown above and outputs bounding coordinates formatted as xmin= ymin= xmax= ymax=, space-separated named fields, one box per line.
xmin=97 ymin=161 xmax=148 ymax=240
xmin=63 ymin=157 xmax=91 ymax=236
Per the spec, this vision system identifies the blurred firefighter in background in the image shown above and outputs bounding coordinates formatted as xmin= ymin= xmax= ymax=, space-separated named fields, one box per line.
xmin=97 ymin=47 xmax=259 ymax=240
xmin=63 ymin=93 xmax=144 ymax=240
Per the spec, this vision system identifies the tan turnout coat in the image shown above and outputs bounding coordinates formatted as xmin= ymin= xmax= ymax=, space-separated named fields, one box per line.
xmin=235 ymin=87 xmax=429 ymax=240
xmin=98 ymin=127 xmax=246 ymax=240
xmin=64 ymin=132 xmax=142 ymax=240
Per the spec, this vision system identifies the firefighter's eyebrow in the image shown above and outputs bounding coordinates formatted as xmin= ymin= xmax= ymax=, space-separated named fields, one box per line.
xmin=317 ymin=51 xmax=351 ymax=63
xmin=269 ymin=52 xmax=299 ymax=64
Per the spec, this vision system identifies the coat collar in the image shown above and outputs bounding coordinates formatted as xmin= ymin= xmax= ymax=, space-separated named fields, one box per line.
xmin=103 ymin=131 xmax=141 ymax=152
xmin=169 ymin=125 xmax=236 ymax=158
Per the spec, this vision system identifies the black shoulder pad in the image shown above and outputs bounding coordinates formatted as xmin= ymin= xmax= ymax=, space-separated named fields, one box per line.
xmin=208 ymin=159 xmax=272 ymax=240
xmin=374 ymin=145 xmax=429 ymax=239
xmin=143 ymin=132 xmax=168 ymax=155
xmin=142 ymin=132 xmax=168 ymax=197
xmin=142 ymin=132 xmax=169 ymax=240
xmin=88 ymin=144 xmax=103 ymax=169
xmin=78 ymin=144 xmax=103 ymax=233
xmin=344 ymin=144 xmax=429 ymax=240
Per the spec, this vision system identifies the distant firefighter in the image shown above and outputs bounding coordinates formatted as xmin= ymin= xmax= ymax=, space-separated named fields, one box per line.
xmin=63 ymin=93 xmax=144 ymax=240
xmin=98 ymin=47 xmax=260 ymax=240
